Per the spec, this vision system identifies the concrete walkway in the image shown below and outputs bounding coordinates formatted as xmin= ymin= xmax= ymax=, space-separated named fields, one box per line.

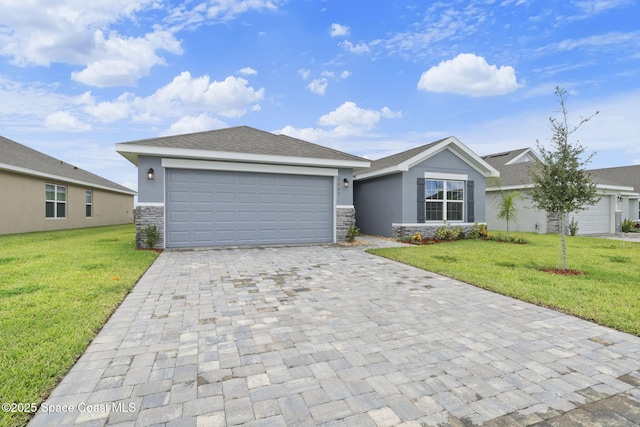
xmin=29 ymin=239 xmax=640 ymax=426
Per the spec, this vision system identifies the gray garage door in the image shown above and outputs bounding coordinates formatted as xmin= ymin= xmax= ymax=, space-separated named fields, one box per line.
xmin=165 ymin=169 xmax=333 ymax=247
xmin=570 ymin=195 xmax=612 ymax=235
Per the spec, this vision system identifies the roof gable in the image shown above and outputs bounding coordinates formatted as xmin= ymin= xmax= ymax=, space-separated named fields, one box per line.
xmin=354 ymin=136 xmax=500 ymax=180
xmin=483 ymin=147 xmax=639 ymax=194
xmin=0 ymin=136 xmax=135 ymax=195
xmin=116 ymin=126 xmax=370 ymax=169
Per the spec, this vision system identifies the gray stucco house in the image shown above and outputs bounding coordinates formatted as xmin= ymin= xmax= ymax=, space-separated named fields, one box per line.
xmin=116 ymin=126 xmax=369 ymax=248
xmin=483 ymin=148 xmax=640 ymax=235
xmin=353 ymin=136 xmax=500 ymax=238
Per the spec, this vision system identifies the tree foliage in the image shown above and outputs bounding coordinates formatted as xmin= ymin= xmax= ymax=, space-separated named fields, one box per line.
xmin=496 ymin=191 xmax=520 ymax=240
xmin=529 ymin=87 xmax=600 ymax=270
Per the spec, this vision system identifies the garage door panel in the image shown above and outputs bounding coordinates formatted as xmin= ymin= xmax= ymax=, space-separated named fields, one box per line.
xmin=166 ymin=169 xmax=334 ymax=247
xmin=571 ymin=196 xmax=611 ymax=235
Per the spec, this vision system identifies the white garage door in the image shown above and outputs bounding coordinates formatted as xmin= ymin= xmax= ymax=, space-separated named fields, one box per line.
xmin=570 ymin=196 xmax=612 ymax=235
xmin=165 ymin=169 xmax=334 ymax=247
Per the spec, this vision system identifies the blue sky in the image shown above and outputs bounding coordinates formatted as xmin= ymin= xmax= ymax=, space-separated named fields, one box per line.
xmin=1 ymin=0 xmax=639 ymax=191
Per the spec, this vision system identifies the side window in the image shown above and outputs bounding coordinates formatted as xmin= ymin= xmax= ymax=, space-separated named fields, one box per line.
xmin=86 ymin=190 xmax=93 ymax=218
xmin=46 ymin=184 xmax=67 ymax=218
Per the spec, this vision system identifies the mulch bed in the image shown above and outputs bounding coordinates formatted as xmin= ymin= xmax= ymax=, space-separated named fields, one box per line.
xmin=541 ymin=268 xmax=584 ymax=276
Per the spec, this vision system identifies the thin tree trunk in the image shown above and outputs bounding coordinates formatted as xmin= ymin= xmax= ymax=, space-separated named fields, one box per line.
xmin=560 ymin=211 xmax=567 ymax=270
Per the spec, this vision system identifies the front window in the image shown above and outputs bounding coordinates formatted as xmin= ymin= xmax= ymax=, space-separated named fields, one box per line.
xmin=85 ymin=190 xmax=93 ymax=218
xmin=425 ymin=179 xmax=464 ymax=221
xmin=46 ymin=184 xmax=67 ymax=218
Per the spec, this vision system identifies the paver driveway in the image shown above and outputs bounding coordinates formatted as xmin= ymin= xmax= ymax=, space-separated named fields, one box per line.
xmin=29 ymin=240 xmax=640 ymax=426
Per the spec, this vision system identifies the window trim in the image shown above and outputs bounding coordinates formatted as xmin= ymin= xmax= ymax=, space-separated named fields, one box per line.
xmin=423 ymin=174 xmax=467 ymax=223
xmin=46 ymin=183 xmax=67 ymax=219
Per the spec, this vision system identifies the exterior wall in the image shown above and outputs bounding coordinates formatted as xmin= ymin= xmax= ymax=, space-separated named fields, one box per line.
xmin=401 ymin=149 xmax=487 ymax=223
xmin=630 ymin=199 xmax=640 ymax=221
xmin=0 ymin=170 xmax=133 ymax=235
xmin=134 ymin=205 xmax=165 ymax=249
xmin=354 ymin=173 xmax=402 ymax=236
xmin=336 ymin=168 xmax=354 ymax=206
xmin=137 ymin=156 xmax=164 ymax=203
xmin=486 ymin=190 xmax=548 ymax=234
xmin=135 ymin=158 xmax=356 ymax=247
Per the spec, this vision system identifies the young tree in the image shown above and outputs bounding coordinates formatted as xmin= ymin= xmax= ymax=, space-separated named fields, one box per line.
xmin=496 ymin=191 xmax=520 ymax=241
xmin=529 ymin=87 xmax=600 ymax=270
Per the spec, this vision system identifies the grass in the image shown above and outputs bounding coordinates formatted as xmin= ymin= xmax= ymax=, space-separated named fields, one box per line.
xmin=0 ymin=225 xmax=158 ymax=427
xmin=368 ymin=232 xmax=640 ymax=337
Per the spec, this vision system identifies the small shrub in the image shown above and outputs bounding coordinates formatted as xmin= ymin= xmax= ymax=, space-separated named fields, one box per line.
xmin=141 ymin=225 xmax=160 ymax=249
xmin=452 ymin=226 xmax=465 ymax=240
xmin=568 ymin=217 xmax=579 ymax=236
xmin=347 ymin=224 xmax=360 ymax=242
xmin=468 ymin=223 xmax=488 ymax=240
xmin=434 ymin=226 xmax=450 ymax=241
xmin=621 ymin=219 xmax=636 ymax=233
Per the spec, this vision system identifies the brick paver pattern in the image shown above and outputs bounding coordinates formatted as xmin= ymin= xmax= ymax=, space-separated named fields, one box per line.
xmin=29 ymin=239 xmax=640 ymax=426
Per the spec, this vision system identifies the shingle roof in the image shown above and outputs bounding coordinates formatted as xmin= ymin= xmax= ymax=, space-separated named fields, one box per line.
xmin=482 ymin=148 xmax=537 ymax=187
xmin=116 ymin=126 xmax=368 ymax=164
xmin=353 ymin=139 xmax=446 ymax=176
xmin=588 ymin=165 xmax=640 ymax=192
xmin=483 ymin=147 xmax=640 ymax=192
xmin=0 ymin=135 xmax=135 ymax=194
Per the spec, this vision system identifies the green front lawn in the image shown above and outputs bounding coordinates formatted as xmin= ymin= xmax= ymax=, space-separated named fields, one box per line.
xmin=368 ymin=232 xmax=640 ymax=336
xmin=0 ymin=225 xmax=158 ymax=427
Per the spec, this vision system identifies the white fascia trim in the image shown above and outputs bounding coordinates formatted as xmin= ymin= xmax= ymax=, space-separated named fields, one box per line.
xmin=117 ymin=144 xmax=369 ymax=169
xmin=354 ymin=165 xmax=404 ymax=180
xmin=354 ymin=137 xmax=500 ymax=181
xmin=137 ymin=202 xmax=165 ymax=207
xmin=424 ymin=172 xmax=469 ymax=181
xmin=336 ymin=205 xmax=355 ymax=209
xmin=505 ymin=148 xmax=543 ymax=165
xmin=595 ymin=183 xmax=636 ymax=192
xmin=486 ymin=184 xmax=533 ymax=192
xmin=162 ymin=158 xmax=339 ymax=177
xmin=0 ymin=163 xmax=137 ymax=196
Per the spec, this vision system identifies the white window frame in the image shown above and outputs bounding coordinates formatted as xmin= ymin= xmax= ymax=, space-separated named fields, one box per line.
xmin=424 ymin=173 xmax=468 ymax=223
xmin=46 ymin=183 xmax=67 ymax=219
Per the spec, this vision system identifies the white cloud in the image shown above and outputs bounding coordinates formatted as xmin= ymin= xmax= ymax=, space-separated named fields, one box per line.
xmin=417 ymin=53 xmax=520 ymax=97
xmin=85 ymin=93 xmax=134 ymax=123
xmin=71 ymin=29 xmax=182 ymax=87
xmin=330 ymin=23 xmax=350 ymax=37
xmin=44 ymin=110 xmax=91 ymax=132
xmin=340 ymin=70 xmax=351 ymax=79
xmin=340 ymin=40 xmax=370 ymax=54
xmin=299 ymin=68 xmax=311 ymax=80
xmin=553 ymin=31 xmax=640 ymax=52
xmin=85 ymin=71 xmax=264 ymax=122
xmin=278 ymin=102 xmax=402 ymax=143
xmin=206 ymin=0 xmax=283 ymax=21
xmin=0 ymin=1 xmax=181 ymax=87
xmin=238 ymin=67 xmax=258 ymax=75
xmin=306 ymin=78 xmax=328 ymax=95
xmin=161 ymin=113 xmax=227 ymax=136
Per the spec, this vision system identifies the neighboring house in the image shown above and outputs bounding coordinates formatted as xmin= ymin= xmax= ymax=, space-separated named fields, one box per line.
xmin=0 ymin=136 xmax=135 ymax=235
xmin=115 ymin=126 xmax=370 ymax=248
xmin=483 ymin=148 xmax=640 ymax=235
xmin=353 ymin=136 xmax=500 ymax=238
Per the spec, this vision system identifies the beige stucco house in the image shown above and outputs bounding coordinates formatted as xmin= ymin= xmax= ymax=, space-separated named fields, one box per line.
xmin=0 ymin=136 xmax=135 ymax=235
